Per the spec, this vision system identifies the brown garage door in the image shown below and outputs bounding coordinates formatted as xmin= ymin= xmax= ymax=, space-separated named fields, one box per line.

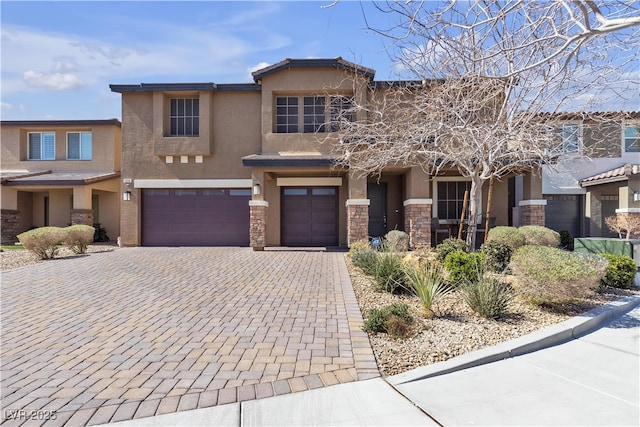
xmin=142 ymin=188 xmax=250 ymax=246
xmin=281 ymin=187 xmax=338 ymax=246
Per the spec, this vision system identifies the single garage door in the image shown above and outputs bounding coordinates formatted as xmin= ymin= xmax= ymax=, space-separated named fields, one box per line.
xmin=281 ymin=187 xmax=338 ymax=246
xmin=142 ymin=188 xmax=250 ymax=246
xmin=545 ymin=194 xmax=582 ymax=237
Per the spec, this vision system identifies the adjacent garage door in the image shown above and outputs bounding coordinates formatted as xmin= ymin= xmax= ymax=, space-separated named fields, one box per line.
xmin=545 ymin=194 xmax=582 ymax=237
xmin=142 ymin=188 xmax=250 ymax=246
xmin=281 ymin=187 xmax=338 ymax=246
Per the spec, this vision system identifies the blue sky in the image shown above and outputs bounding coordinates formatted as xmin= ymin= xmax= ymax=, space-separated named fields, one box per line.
xmin=2 ymin=1 xmax=638 ymax=121
xmin=1 ymin=1 xmax=402 ymax=120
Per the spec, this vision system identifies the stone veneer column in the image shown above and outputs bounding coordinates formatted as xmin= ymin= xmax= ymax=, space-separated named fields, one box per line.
xmin=70 ymin=209 xmax=93 ymax=226
xmin=519 ymin=200 xmax=547 ymax=226
xmin=1 ymin=209 xmax=20 ymax=244
xmin=403 ymin=199 xmax=432 ymax=249
xmin=346 ymin=199 xmax=370 ymax=247
xmin=249 ymin=200 xmax=268 ymax=251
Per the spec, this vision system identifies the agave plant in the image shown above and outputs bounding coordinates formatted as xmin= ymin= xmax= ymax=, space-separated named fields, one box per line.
xmin=403 ymin=263 xmax=453 ymax=318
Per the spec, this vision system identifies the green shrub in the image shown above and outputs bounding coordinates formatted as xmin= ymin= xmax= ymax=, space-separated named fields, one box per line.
xmin=17 ymin=226 xmax=66 ymax=260
xmin=510 ymin=245 xmax=606 ymax=304
xmin=348 ymin=239 xmax=371 ymax=254
xmin=519 ymin=225 xmax=560 ymax=247
xmin=559 ymin=230 xmax=574 ymax=251
xmin=600 ymin=253 xmax=637 ymax=289
xmin=63 ymin=225 xmax=95 ymax=254
xmin=461 ymin=276 xmax=513 ymax=320
xmin=486 ymin=226 xmax=526 ymax=251
xmin=363 ymin=303 xmax=413 ymax=338
xmin=373 ymin=253 xmax=407 ymax=293
xmin=480 ymin=241 xmax=513 ymax=273
xmin=384 ymin=230 xmax=410 ymax=252
xmin=351 ymin=248 xmax=379 ymax=276
xmin=443 ymin=250 xmax=485 ymax=285
xmin=435 ymin=238 xmax=468 ymax=262
xmin=403 ymin=263 xmax=452 ymax=318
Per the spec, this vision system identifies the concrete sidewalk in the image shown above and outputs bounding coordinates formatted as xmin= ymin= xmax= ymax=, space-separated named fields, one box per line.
xmin=104 ymin=295 xmax=640 ymax=426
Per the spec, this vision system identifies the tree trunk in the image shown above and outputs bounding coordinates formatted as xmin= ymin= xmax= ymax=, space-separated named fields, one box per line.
xmin=465 ymin=175 xmax=483 ymax=250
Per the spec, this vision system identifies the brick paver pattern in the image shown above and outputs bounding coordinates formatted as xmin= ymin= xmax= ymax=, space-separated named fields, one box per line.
xmin=1 ymin=247 xmax=379 ymax=426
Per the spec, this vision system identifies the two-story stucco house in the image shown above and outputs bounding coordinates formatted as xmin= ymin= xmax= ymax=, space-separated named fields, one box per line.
xmin=542 ymin=112 xmax=640 ymax=238
xmin=0 ymin=119 xmax=122 ymax=244
xmin=110 ymin=57 xmax=546 ymax=249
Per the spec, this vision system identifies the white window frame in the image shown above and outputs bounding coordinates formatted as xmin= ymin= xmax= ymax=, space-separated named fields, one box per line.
xmin=622 ymin=121 xmax=640 ymax=153
xmin=66 ymin=131 xmax=92 ymax=160
xmin=27 ymin=131 xmax=55 ymax=160
xmin=561 ymin=121 xmax=583 ymax=154
xmin=432 ymin=177 xmax=481 ymax=223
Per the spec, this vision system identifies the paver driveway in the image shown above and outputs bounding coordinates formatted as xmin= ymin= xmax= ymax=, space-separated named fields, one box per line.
xmin=1 ymin=247 xmax=379 ymax=426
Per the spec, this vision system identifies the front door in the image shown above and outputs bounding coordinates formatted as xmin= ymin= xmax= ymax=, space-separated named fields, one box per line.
xmin=368 ymin=182 xmax=387 ymax=238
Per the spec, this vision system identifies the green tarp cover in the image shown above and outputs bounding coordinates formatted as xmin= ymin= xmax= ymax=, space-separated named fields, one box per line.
xmin=574 ymin=238 xmax=638 ymax=257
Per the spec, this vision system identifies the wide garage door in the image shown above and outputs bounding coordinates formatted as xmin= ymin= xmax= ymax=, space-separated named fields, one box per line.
xmin=142 ymin=188 xmax=250 ymax=246
xmin=545 ymin=194 xmax=582 ymax=237
xmin=281 ymin=187 xmax=338 ymax=246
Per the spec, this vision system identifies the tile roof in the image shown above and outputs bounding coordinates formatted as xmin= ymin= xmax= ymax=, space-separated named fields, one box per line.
xmin=1 ymin=171 xmax=120 ymax=186
xmin=579 ymin=164 xmax=640 ymax=187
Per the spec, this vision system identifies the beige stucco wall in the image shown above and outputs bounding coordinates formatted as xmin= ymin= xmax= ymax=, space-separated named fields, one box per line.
xmin=258 ymin=67 xmax=367 ymax=154
xmin=0 ymin=123 xmax=121 ymax=171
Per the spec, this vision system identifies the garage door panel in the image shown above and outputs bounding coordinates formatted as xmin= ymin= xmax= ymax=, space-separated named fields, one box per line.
xmin=281 ymin=186 xmax=338 ymax=247
xmin=142 ymin=189 xmax=249 ymax=246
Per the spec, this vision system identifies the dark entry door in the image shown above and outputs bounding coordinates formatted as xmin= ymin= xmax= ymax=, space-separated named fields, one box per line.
xmin=281 ymin=187 xmax=338 ymax=246
xmin=368 ymin=182 xmax=387 ymax=238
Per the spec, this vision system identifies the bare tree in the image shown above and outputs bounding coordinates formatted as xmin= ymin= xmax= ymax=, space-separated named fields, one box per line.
xmin=329 ymin=1 xmax=639 ymax=249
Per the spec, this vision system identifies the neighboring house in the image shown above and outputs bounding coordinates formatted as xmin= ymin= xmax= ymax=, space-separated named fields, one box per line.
xmin=110 ymin=57 xmax=545 ymax=249
xmin=542 ymin=112 xmax=640 ymax=238
xmin=0 ymin=120 xmax=122 ymax=244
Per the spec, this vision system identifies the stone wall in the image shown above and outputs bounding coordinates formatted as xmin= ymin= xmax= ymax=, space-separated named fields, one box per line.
xmin=71 ymin=209 xmax=93 ymax=226
xmin=404 ymin=203 xmax=431 ymax=248
xmin=346 ymin=202 xmax=369 ymax=247
xmin=250 ymin=203 xmax=267 ymax=250
xmin=1 ymin=209 xmax=20 ymax=244
xmin=519 ymin=204 xmax=545 ymax=226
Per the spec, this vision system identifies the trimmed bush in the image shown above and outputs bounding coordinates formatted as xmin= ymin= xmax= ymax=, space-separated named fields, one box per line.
xmin=510 ymin=245 xmax=606 ymax=305
xmin=351 ymin=248 xmax=379 ymax=276
xmin=64 ymin=225 xmax=95 ymax=254
xmin=486 ymin=226 xmax=526 ymax=251
xmin=363 ymin=303 xmax=414 ymax=338
xmin=17 ymin=226 xmax=66 ymax=260
xmin=403 ymin=263 xmax=452 ymax=318
xmin=462 ymin=277 xmax=513 ymax=320
xmin=348 ymin=239 xmax=371 ymax=254
xmin=443 ymin=250 xmax=485 ymax=286
xmin=373 ymin=253 xmax=407 ymax=293
xmin=384 ymin=230 xmax=410 ymax=252
xmin=519 ymin=225 xmax=560 ymax=247
xmin=480 ymin=240 xmax=513 ymax=273
xmin=435 ymin=238 xmax=468 ymax=262
xmin=601 ymin=253 xmax=637 ymax=289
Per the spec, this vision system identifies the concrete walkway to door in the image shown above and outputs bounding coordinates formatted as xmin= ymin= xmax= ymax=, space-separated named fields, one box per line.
xmin=0 ymin=247 xmax=378 ymax=426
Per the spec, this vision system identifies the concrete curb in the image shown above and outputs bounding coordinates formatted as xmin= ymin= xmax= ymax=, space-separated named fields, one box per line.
xmin=388 ymin=294 xmax=640 ymax=386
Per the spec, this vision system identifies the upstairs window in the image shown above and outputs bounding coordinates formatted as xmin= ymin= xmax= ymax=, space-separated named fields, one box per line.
xmin=330 ymin=96 xmax=355 ymax=131
xmin=303 ymin=96 xmax=326 ymax=133
xmin=170 ymin=98 xmax=199 ymax=136
xmin=67 ymin=132 xmax=92 ymax=160
xmin=28 ymin=132 xmax=55 ymax=160
xmin=624 ymin=124 xmax=639 ymax=152
xmin=275 ymin=95 xmax=354 ymax=134
xmin=561 ymin=122 xmax=582 ymax=153
xmin=275 ymin=96 xmax=299 ymax=133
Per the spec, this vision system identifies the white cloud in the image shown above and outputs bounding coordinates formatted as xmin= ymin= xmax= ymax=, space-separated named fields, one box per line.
xmin=1 ymin=102 xmax=13 ymax=111
xmin=23 ymin=70 xmax=85 ymax=90
xmin=246 ymin=62 xmax=270 ymax=80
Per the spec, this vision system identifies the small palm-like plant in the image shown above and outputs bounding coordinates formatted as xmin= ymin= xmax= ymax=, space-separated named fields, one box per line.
xmin=403 ymin=263 xmax=453 ymax=318
xmin=462 ymin=276 xmax=513 ymax=320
